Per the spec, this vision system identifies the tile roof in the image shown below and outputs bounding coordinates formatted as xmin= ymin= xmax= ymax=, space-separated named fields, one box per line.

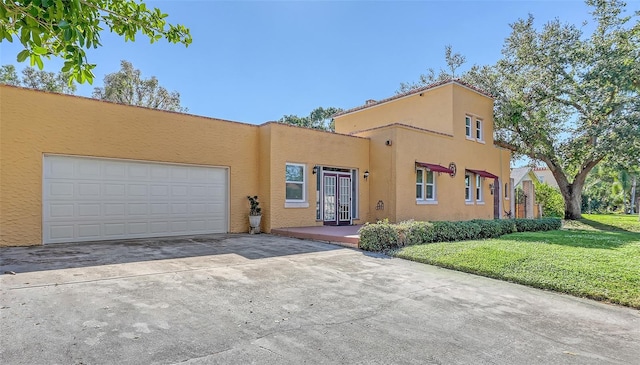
xmin=333 ymin=79 xmax=494 ymax=118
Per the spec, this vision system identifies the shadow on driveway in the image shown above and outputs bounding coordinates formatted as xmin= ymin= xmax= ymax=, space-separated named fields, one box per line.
xmin=0 ymin=234 xmax=341 ymax=274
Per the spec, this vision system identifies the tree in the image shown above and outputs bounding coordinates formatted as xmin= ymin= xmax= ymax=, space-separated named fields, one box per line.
xmin=400 ymin=1 xmax=639 ymax=220
xmin=398 ymin=45 xmax=466 ymax=93
xmin=92 ymin=60 xmax=187 ymax=112
xmin=0 ymin=64 xmax=76 ymax=93
xmin=490 ymin=0 xmax=640 ymax=219
xmin=278 ymin=106 xmax=343 ymax=132
xmin=0 ymin=0 xmax=191 ymax=84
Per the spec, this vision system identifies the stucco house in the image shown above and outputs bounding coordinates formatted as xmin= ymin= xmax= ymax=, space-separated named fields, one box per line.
xmin=0 ymin=79 xmax=510 ymax=247
xmin=510 ymin=167 xmax=541 ymax=218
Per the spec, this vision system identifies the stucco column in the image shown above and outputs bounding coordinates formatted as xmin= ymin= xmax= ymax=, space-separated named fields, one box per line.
xmin=523 ymin=180 xmax=534 ymax=219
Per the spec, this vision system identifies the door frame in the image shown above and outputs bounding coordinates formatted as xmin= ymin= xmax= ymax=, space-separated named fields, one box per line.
xmin=320 ymin=168 xmax=353 ymax=226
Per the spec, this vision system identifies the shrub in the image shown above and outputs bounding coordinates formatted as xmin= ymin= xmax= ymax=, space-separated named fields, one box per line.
xmin=358 ymin=219 xmax=399 ymax=251
xmin=432 ymin=221 xmax=481 ymax=242
xmin=534 ymin=182 xmax=565 ymax=217
xmin=405 ymin=221 xmax=435 ymax=245
xmin=470 ymin=219 xmax=508 ymax=239
xmin=514 ymin=218 xmax=561 ymax=232
xmin=358 ymin=217 xmax=560 ymax=252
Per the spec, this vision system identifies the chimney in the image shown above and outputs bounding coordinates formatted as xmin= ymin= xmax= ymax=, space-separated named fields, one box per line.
xmin=365 ymin=99 xmax=376 ymax=105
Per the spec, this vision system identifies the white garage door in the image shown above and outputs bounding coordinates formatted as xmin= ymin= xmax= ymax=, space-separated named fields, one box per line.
xmin=43 ymin=155 xmax=228 ymax=244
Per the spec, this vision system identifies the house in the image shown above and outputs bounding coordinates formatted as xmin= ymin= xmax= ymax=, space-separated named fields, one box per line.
xmin=0 ymin=80 xmax=510 ymax=247
xmin=510 ymin=167 xmax=541 ymax=218
xmin=532 ymin=167 xmax=560 ymax=189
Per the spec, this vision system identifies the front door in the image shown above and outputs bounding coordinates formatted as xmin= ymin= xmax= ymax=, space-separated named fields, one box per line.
xmin=323 ymin=172 xmax=352 ymax=226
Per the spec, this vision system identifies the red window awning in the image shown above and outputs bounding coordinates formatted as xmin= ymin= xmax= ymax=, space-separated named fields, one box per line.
xmin=416 ymin=162 xmax=454 ymax=174
xmin=466 ymin=169 xmax=499 ymax=179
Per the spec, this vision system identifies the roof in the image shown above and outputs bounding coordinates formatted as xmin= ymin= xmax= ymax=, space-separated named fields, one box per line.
xmin=333 ymin=79 xmax=494 ymax=118
xmin=510 ymin=167 xmax=541 ymax=187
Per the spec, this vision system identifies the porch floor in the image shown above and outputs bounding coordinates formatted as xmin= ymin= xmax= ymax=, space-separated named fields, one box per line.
xmin=271 ymin=225 xmax=362 ymax=248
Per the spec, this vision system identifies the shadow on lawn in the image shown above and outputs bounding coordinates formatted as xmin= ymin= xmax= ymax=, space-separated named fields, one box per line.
xmin=580 ymin=217 xmax=639 ymax=234
xmin=504 ymin=228 xmax=637 ymax=249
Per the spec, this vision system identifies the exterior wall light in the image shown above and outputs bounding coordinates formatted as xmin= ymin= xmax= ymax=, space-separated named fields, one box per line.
xmin=364 ymin=170 xmax=370 ymax=181
xmin=312 ymin=166 xmax=319 ymax=175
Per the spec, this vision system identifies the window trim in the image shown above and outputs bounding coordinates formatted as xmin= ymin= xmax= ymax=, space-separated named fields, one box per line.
xmin=464 ymin=173 xmax=472 ymax=202
xmin=476 ymin=174 xmax=483 ymax=203
xmin=465 ymin=115 xmax=473 ymax=139
xmin=416 ymin=168 xmax=437 ymax=204
xmin=285 ymin=163 xmax=306 ymax=204
xmin=475 ymin=118 xmax=483 ymax=141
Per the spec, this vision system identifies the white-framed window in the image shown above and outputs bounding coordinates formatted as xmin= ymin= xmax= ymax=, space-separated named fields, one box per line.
xmin=285 ymin=163 xmax=306 ymax=202
xmin=476 ymin=174 xmax=483 ymax=202
xmin=416 ymin=169 xmax=436 ymax=203
xmin=465 ymin=173 xmax=472 ymax=202
xmin=465 ymin=116 xmax=472 ymax=138
xmin=476 ymin=119 xmax=483 ymax=141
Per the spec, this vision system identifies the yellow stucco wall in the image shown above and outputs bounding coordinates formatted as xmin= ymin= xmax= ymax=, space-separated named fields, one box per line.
xmin=0 ymin=86 xmax=260 ymax=246
xmin=260 ymin=123 xmax=370 ymax=229
xmin=334 ymin=83 xmax=454 ymax=135
xmin=348 ymin=82 xmax=511 ymax=222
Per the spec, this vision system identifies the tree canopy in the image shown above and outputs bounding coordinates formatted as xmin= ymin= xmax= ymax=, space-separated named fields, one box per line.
xmin=92 ymin=60 xmax=187 ymax=112
xmin=0 ymin=63 xmax=76 ymax=93
xmin=0 ymin=0 xmax=191 ymax=84
xmin=278 ymin=106 xmax=343 ymax=132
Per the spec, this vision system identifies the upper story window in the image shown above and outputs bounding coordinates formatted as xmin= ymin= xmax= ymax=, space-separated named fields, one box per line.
xmin=465 ymin=115 xmax=485 ymax=143
xmin=285 ymin=163 xmax=306 ymax=202
xmin=416 ymin=169 xmax=436 ymax=202
xmin=476 ymin=119 xmax=483 ymax=141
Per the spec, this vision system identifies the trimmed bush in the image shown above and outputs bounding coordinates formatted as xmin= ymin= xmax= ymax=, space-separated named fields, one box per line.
xmin=358 ymin=217 xmax=561 ymax=252
xmin=358 ymin=220 xmax=399 ymax=251
xmin=406 ymin=221 xmax=435 ymax=245
xmin=514 ymin=218 xmax=561 ymax=232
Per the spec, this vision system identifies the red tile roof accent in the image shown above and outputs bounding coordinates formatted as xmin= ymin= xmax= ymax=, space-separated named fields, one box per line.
xmin=333 ymin=79 xmax=494 ymax=118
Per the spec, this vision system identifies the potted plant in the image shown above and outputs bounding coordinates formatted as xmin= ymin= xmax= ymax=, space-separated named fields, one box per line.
xmin=247 ymin=195 xmax=262 ymax=234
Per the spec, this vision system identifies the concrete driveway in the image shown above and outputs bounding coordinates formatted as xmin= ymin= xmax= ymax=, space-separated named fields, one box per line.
xmin=1 ymin=234 xmax=638 ymax=365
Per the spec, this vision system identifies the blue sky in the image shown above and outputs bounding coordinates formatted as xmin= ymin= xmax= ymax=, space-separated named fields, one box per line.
xmin=1 ymin=0 xmax=632 ymax=124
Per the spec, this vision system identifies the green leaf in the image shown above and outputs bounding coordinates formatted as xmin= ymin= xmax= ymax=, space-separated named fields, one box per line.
xmin=16 ymin=50 xmax=30 ymax=62
xmin=32 ymin=46 xmax=48 ymax=55
xmin=58 ymin=20 xmax=70 ymax=30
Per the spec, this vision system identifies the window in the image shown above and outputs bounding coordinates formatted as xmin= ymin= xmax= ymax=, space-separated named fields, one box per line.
xmin=476 ymin=175 xmax=483 ymax=202
xmin=476 ymin=119 xmax=483 ymax=140
xmin=416 ymin=169 xmax=423 ymax=199
xmin=465 ymin=116 xmax=472 ymax=138
xmin=285 ymin=163 xmax=305 ymax=202
xmin=416 ymin=169 xmax=436 ymax=202
xmin=465 ymin=173 xmax=472 ymax=202
xmin=504 ymin=182 xmax=509 ymax=199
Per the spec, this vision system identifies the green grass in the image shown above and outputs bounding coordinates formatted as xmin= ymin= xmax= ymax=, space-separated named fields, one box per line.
xmin=394 ymin=214 xmax=640 ymax=308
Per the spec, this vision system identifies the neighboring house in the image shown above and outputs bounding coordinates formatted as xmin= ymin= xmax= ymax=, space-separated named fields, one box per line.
xmin=532 ymin=167 xmax=560 ymax=189
xmin=510 ymin=167 xmax=541 ymax=218
xmin=0 ymin=80 xmax=510 ymax=247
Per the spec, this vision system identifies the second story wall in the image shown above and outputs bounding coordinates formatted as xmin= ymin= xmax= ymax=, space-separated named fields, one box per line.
xmin=335 ymin=83 xmax=454 ymax=136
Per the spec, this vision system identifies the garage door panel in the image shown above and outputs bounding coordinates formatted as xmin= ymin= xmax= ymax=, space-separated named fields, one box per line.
xmin=43 ymin=156 xmax=228 ymax=244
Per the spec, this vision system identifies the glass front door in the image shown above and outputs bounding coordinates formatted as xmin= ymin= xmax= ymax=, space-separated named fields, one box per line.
xmin=323 ymin=172 xmax=351 ymax=225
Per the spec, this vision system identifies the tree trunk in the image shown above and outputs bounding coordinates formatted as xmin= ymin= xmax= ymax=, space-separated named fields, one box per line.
xmin=563 ymin=184 xmax=583 ymax=219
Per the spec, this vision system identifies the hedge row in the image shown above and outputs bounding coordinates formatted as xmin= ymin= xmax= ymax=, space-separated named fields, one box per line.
xmin=358 ymin=218 xmax=562 ymax=252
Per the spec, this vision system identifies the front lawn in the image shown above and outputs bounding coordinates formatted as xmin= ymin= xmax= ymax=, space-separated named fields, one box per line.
xmin=394 ymin=214 xmax=640 ymax=308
